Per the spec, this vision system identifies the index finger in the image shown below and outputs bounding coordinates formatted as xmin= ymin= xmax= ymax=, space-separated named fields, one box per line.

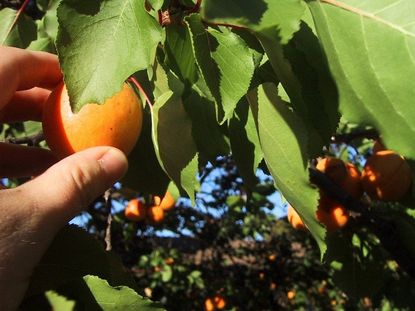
xmin=0 ymin=47 xmax=62 ymax=110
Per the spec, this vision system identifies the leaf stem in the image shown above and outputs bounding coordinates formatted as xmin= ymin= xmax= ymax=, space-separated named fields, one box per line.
xmin=4 ymin=0 xmax=31 ymax=43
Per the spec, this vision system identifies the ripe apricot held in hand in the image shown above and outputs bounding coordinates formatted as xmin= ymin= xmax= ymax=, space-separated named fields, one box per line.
xmin=362 ymin=150 xmax=412 ymax=201
xmin=147 ymin=205 xmax=165 ymax=224
xmin=287 ymin=205 xmax=306 ymax=230
xmin=124 ymin=199 xmax=146 ymax=221
xmin=42 ymin=82 xmax=143 ymax=158
xmin=316 ymin=157 xmax=362 ymax=199
xmin=154 ymin=191 xmax=175 ymax=211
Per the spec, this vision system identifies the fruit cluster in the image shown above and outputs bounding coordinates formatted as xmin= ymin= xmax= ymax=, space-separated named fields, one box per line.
xmin=288 ymin=141 xmax=413 ymax=232
xmin=204 ymin=295 xmax=226 ymax=311
xmin=124 ymin=191 xmax=175 ymax=225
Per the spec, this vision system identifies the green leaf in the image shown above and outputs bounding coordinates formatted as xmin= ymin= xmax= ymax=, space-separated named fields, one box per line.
xmin=26 ymin=225 xmax=137 ymax=298
xmin=45 ymin=291 xmax=76 ymax=311
xmin=202 ymin=0 xmax=306 ymax=44
xmin=229 ymin=97 xmax=262 ymax=189
xmin=161 ymin=265 xmax=173 ymax=282
xmin=152 ymin=92 xmax=199 ymax=202
xmin=56 ymin=0 xmax=162 ymax=112
xmin=42 ymin=0 xmax=60 ymax=41
xmin=325 ymin=234 xmax=386 ymax=299
xmin=122 ymin=104 xmax=170 ymax=195
xmin=257 ymin=22 xmax=339 ymax=157
xmin=147 ymin=0 xmax=164 ymax=11
xmin=184 ymin=87 xmax=230 ymax=161
xmin=308 ymin=0 xmax=415 ymax=158
xmin=82 ymin=275 xmax=165 ymax=310
xmin=0 ymin=8 xmax=37 ymax=48
xmin=185 ymin=14 xmax=256 ymax=123
xmin=165 ymin=24 xmax=198 ymax=85
xmin=248 ymin=83 xmax=326 ymax=255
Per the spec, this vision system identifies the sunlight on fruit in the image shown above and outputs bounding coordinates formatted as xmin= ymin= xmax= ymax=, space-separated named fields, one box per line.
xmin=362 ymin=150 xmax=412 ymax=201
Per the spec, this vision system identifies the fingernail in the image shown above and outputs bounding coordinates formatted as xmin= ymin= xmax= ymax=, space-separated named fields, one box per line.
xmin=98 ymin=148 xmax=128 ymax=182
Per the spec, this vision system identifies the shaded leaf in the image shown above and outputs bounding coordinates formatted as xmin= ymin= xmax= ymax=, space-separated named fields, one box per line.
xmin=45 ymin=291 xmax=75 ymax=311
xmin=122 ymin=105 xmax=170 ymax=196
xmin=248 ymin=83 xmax=326 ymax=255
xmin=0 ymin=8 xmax=37 ymax=47
xmin=184 ymin=87 xmax=230 ymax=162
xmin=152 ymin=92 xmax=199 ymax=202
xmin=257 ymin=22 xmax=339 ymax=157
xmin=185 ymin=14 xmax=255 ymax=123
xmin=308 ymin=0 xmax=415 ymax=158
xmin=202 ymin=0 xmax=306 ymax=44
xmin=82 ymin=275 xmax=165 ymax=310
xmin=229 ymin=96 xmax=262 ymax=189
xmin=26 ymin=225 xmax=137 ymax=298
xmin=165 ymin=24 xmax=198 ymax=86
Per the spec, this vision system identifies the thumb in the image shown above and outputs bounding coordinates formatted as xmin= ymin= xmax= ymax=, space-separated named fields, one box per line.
xmin=18 ymin=146 xmax=128 ymax=230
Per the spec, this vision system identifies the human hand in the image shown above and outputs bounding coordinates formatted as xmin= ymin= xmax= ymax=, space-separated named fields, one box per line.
xmin=0 ymin=47 xmax=128 ymax=310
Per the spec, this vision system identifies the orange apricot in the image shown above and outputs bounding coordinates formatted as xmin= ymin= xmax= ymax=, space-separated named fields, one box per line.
xmin=43 ymin=82 xmax=143 ymax=158
xmin=204 ymin=298 xmax=215 ymax=311
xmin=213 ymin=295 xmax=226 ymax=309
xmin=288 ymin=201 xmax=348 ymax=232
xmin=316 ymin=198 xmax=349 ymax=232
xmin=147 ymin=205 xmax=165 ymax=224
xmin=287 ymin=205 xmax=306 ymax=230
xmin=316 ymin=157 xmax=362 ymax=199
xmin=154 ymin=191 xmax=175 ymax=211
xmin=362 ymin=150 xmax=412 ymax=201
xmin=268 ymin=254 xmax=277 ymax=262
xmin=165 ymin=257 xmax=174 ymax=265
xmin=124 ymin=199 xmax=146 ymax=221
xmin=287 ymin=290 xmax=296 ymax=300
xmin=204 ymin=295 xmax=226 ymax=311
xmin=373 ymin=140 xmax=386 ymax=153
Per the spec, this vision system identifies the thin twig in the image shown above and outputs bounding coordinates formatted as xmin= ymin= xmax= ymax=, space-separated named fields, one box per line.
xmin=331 ymin=129 xmax=379 ymax=144
xmin=5 ymin=131 xmax=44 ymax=146
xmin=104 ymin=189 xmax=113 ymax=251
xmin=309 ymin=168 xmax=368 ymax=214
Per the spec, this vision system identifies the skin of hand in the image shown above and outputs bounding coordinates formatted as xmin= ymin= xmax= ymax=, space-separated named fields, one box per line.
xmin=0 ymin=47 xmax=128 ymax=310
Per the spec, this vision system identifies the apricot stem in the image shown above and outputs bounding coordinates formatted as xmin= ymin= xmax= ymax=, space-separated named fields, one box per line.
xmin=128 ymin=76 xmax=153 ymax=107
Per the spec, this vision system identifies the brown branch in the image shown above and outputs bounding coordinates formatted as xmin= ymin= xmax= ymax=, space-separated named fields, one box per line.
xmin=330 ymin=128 xmax=379 ymax=144
xmin=104 ymin=189 xmax=113 ymax=251
xmin=5 ymin=131 xmax=44 ymax=146
xmin=309 ymin=168 xmax=368 ymax=214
